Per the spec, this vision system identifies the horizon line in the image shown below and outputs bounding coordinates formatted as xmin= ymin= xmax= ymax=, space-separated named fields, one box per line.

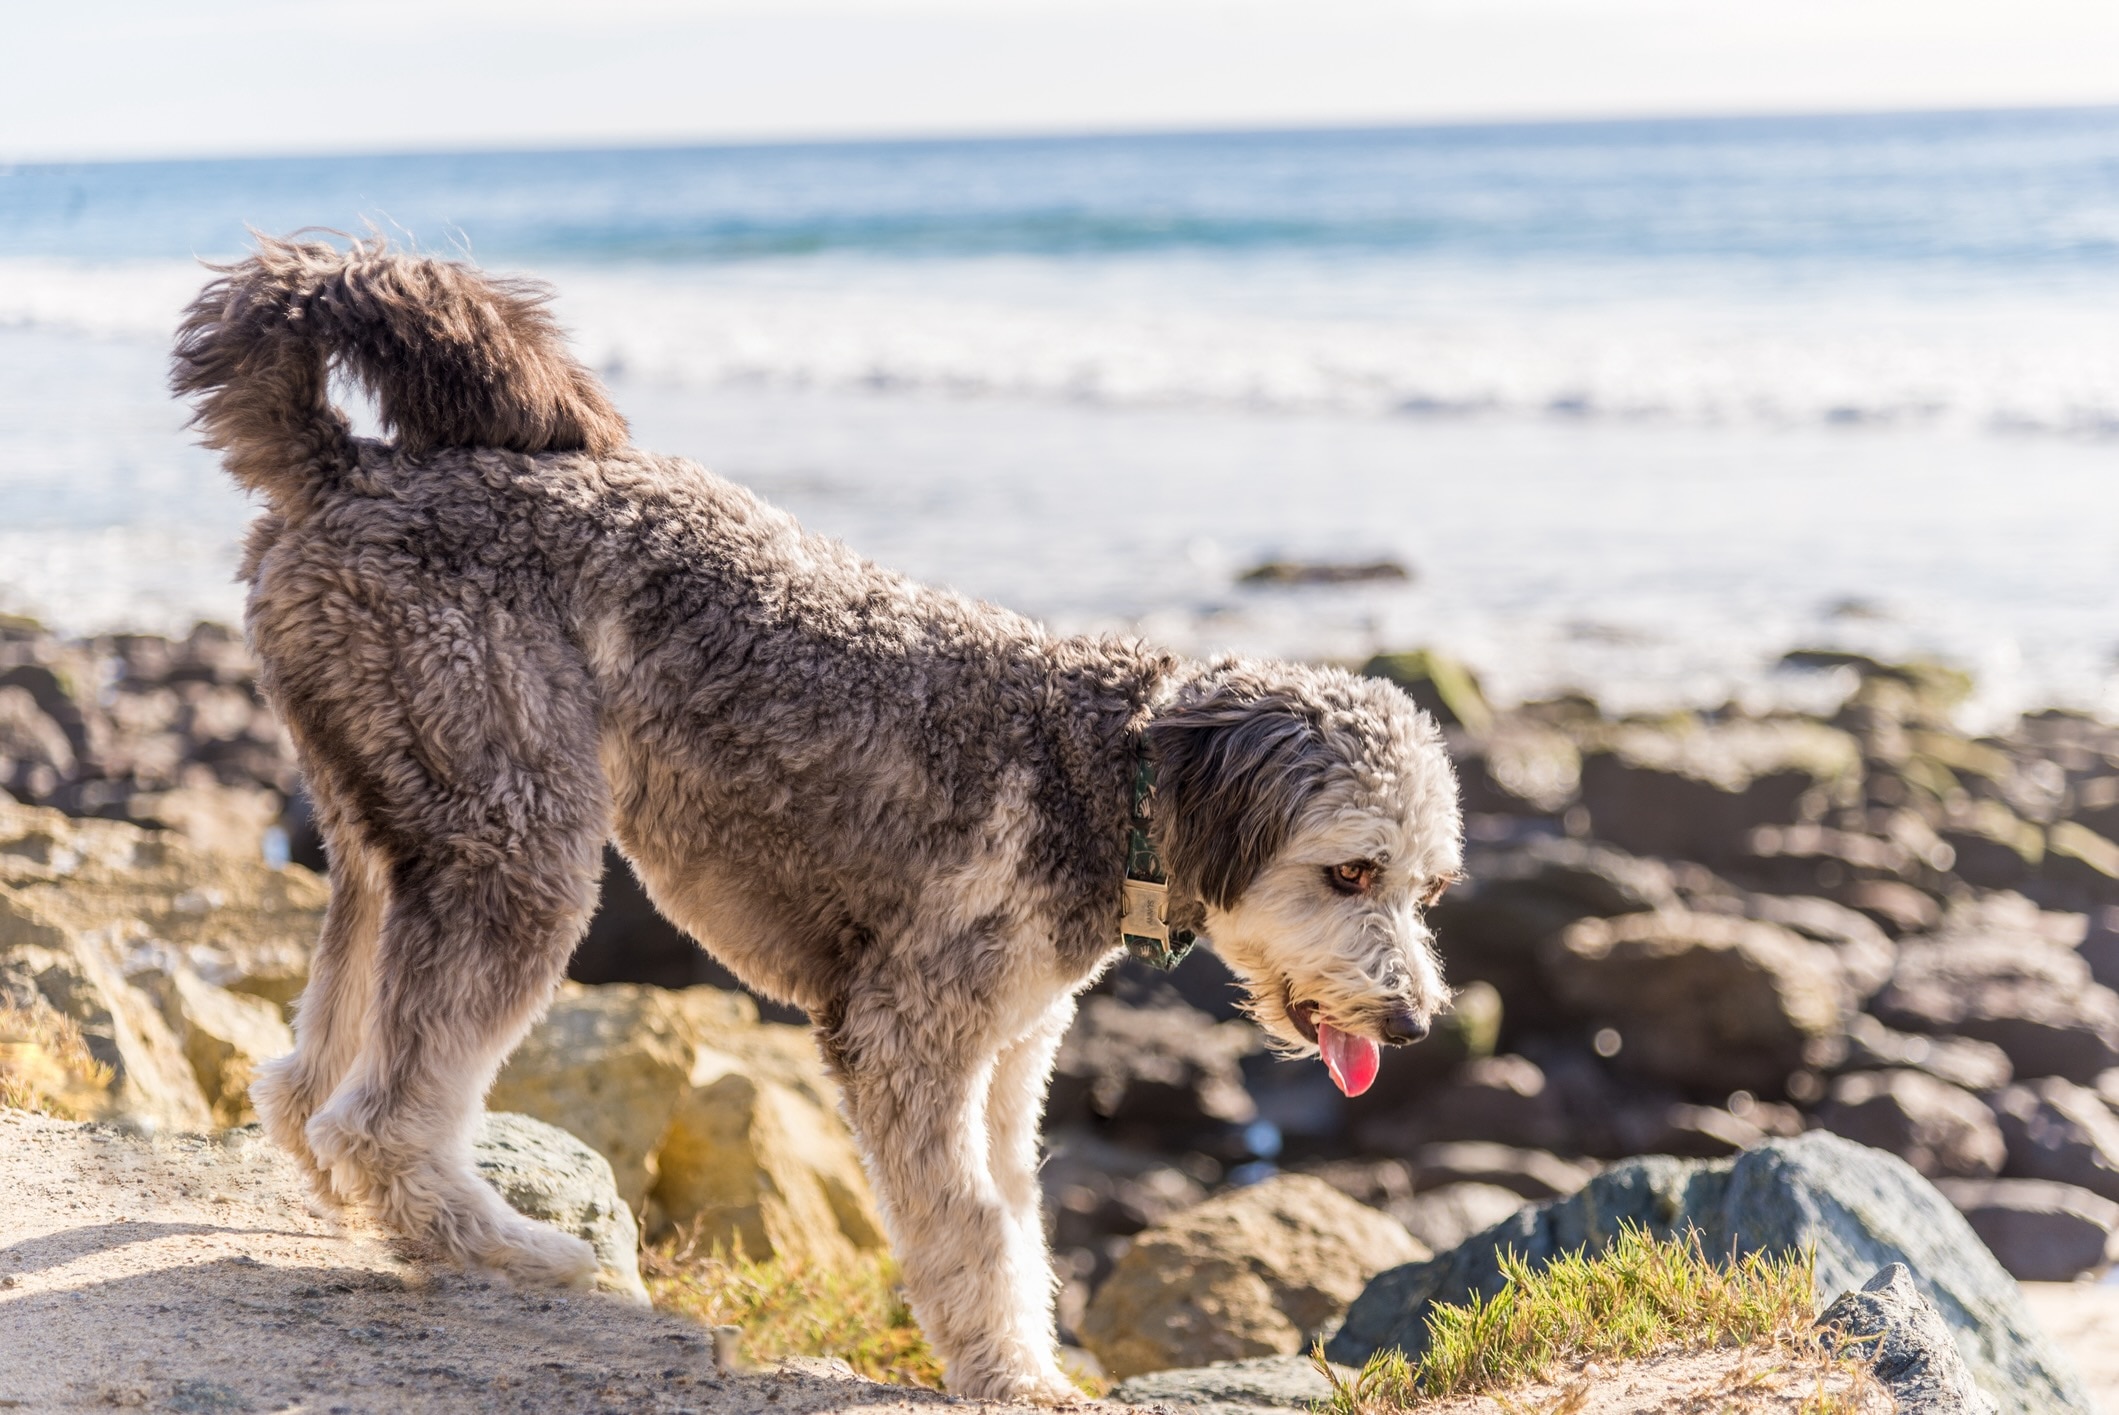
xmin=8 ymin=97 xmax=2118 ymax=171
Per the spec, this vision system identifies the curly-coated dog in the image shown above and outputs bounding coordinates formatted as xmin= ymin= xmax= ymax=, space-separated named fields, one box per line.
xmin=171 ymin=236 xmax=1464 ymax=1403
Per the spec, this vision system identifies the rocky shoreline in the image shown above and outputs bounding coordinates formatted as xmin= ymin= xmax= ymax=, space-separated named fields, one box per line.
xmin=7 ymin=618 xmax=2119 ymax=1406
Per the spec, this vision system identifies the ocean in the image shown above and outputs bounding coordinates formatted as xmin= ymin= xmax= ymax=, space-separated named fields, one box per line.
xmin=3 ymin=108 xmax=2117 ymax=722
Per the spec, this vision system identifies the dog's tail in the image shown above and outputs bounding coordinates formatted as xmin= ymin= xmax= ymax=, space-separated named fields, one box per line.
xmin=171 ymin=233 xmax=628 ymax=505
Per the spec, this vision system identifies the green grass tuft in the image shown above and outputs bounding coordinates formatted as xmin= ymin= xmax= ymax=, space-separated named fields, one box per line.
xmin=1315 ymin=1224 xmax=1875 ymax=1412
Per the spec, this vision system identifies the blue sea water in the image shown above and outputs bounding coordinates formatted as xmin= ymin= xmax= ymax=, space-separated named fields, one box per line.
xmin=3 ymin=109 xmax=2118 ymax=717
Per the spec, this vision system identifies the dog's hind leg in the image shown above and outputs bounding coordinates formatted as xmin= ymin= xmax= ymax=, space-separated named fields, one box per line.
xmin=251 ymin=806 xmax=385 ymax=1204
xmin=303 ymin=754 xmax=609 ymax=1287
xmin=834 ymin=993 xmax=1078 ymax=1404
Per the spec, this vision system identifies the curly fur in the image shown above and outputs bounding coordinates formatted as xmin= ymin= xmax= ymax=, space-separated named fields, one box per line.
xmin=176 ymin=235 xmax=1464 ymax=1403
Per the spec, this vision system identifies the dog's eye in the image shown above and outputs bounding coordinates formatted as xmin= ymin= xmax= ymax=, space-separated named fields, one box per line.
xmin=1326 ymin=861 xmax=1377 ymax=895
xmin=1421 ymin=872 xmax=1462 ymax=907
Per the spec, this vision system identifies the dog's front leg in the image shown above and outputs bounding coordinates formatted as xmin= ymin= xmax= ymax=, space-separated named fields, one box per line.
xmin=837 ymin=1005 xmax=1077 ymax=1404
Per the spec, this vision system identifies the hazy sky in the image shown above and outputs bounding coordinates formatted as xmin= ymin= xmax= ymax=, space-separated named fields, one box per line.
xmin=9 ymin=0 xmax=2119 ymax=161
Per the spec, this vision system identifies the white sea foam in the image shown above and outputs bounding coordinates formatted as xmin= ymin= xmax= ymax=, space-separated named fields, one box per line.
xmin=7 ymin=256 xmax=2119 ymax=438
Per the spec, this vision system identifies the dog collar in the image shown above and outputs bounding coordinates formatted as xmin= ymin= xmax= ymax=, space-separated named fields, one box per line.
xmin=1122 ymin=751 xmax=1196 ymax=970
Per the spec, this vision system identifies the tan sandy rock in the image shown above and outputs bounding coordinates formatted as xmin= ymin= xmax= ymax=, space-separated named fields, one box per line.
xmin=134 ymin=958 xmax=295 ymax=1126
xmin=1078 ymin=1172 xmax=1427 ymax=1380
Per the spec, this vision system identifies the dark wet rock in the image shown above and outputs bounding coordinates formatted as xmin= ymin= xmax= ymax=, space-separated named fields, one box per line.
xmin=1873 ymin=932 xmax=2119 ymax=1085
xmin=1837 ymin=1015 xmax=2013 ymax=1095
xmin=1817 ymin=1263 xmax=1998 ymax=1415
xmin=1049 ymin=996 xmax=1258 ymax=1136
xmin=1813 ymin=1070 xmax=2005 ymax=1179
xmin=1405 ymin=1141 xmax=1595 ymax=1200
xmin=1430 ymin=837 xmax=1677 ymax=1033
xmin=2044 ymin=821 xmax=2119 ymax=909
xmin=1941 ymin=803 xmax=2046 ymax=891
xmin=1989 ymin=1078 xmax=2119 ymax=1204
xmin=1577 ymin=717 xmax=1861 ymax=865
xmin=1327 ymin=1132 xmax=2092 ymax=1415
xmin=1543 ymin=909 xmax=1851 ymax=1094
xmin=1243 ymin=557 xmax=1413 ymax=588
xmin=1935 ymin=1177 xmax=2119 ymax=1282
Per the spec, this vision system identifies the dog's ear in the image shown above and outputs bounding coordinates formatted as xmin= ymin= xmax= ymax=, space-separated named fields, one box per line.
xmin=1144 ymin=685 xmax=1324 ymax=910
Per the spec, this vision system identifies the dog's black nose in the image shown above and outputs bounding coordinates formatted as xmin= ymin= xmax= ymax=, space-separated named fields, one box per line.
xmin=1381 ymin=1008 xmax=1429 ymax=1045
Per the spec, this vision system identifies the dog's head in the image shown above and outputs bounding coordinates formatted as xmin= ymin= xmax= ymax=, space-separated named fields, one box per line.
xmin=1144 ymin=660 xmax=1463 ymax=1095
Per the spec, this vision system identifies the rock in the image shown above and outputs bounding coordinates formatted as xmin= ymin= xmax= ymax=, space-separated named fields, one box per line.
xmin=0 ymin=684 xmax=74 ymax=803
xmin=123 ymin=781 xmax=284 ymax=860
xmin=1842 ymin=880 xmax=1943 ymax=937
xmin=1357 ymin=649 xmax=1490 ymax=734
xmin=1327 ymin=1132 xmax=2094 ymax=1415
xmin=1935 ymin=1178 xmax=2119 ymax=1282
xmin=1242 ymin=558 xmax=1413 ymax=589
xmin=135 ymin=959 xmax=294 ymax=1126
xmin=1406 ymin=1141 xmax=1596 ymax=1200
xmin=1430 ymin=838 xmax=1677 ymax=1031
xmin=1077 ymin=1173 xmax=1425 ymax=1380
xmin=1543 ymin=909 xmax=1850 ymax=1093
xmin=2081 ymin=906 xmax=2119 ymax=993
xmin=1398 ymin=1182 xmax=1527 ymax=1255
xmin=1739 ymin=824 xmax=1921 ymax=896
xmin=1743 ymin=893 xmax=1897 ymax=1000
xmin=1578 ymin=716 xmax=1861 ymax=865
xmin=1108 ymin=1352 xmax=1351 ymax=1414
xmin=0 ymin=797 xmax=327 ymax=1009
xmin=1873 ymin=933 xmax=2119 ymax=1085
xmin=473 ymin=1111 xmax=649 ymax=1305
xmin=1456 ymin=720 xmax=1580 ymax=816
xmin=1620 ymin=1102 xmax=1772 ymax=1158
xmin=488 ymin=983 xmax=695 ymax=1212
xmin=1 ymin=893 xmax=212 ymax=1130
xmin=1989 ymin=1079 xmax=2119 ymax=1204
xmin=1357 ymin=1053 xmax=1574 ymax=1154
xmin=1814 ymin=1070 xmax=2006 ymax=1179
xmin=1839 ymin=1014 xmax=2012 ymax=1094
xmin=2044 ymin=821 xmax=2119 ymax=908
xmin=1818 ymin=1262 xmax=1998 ymax=1415
xmin=1049 ymin=996 xmax=1257 ymax=1136
xmin=1941 ymin=802 xmax=2046 ymax=891
xmin=489 ymin=982 xmax=886 ymax=1268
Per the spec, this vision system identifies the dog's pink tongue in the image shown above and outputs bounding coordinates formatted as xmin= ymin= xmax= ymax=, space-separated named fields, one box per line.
xmin=1317 ymin=1021 xmax=1379 ymax=1097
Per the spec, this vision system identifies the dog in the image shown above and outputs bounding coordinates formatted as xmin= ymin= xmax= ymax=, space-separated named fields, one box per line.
xmin=171 ymin=236 xmax=1465 ymax=1403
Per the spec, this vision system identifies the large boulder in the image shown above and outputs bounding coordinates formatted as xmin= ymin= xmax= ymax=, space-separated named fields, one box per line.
xmin=1813 ymin=1069 xmax=2005 ymax=1179
xmin=1542 ymin=909 xmax=1850 ymax=1093
xmin=1077 ymin=1173 xmax=1425 ymax=1380
xmin=1936 ymin=1178 xmax=2119 ymax=1282
xmin=1989 ymin=1078 xmax=2119 ymax=1204
xmin=473 ymin=1111 xmax=649 ymax=1305
xmin=490 ymin=982 xmax=886 ymax=1268
xmin=1326 ymin=1132 xmax=2094 ymax=1415
xmin=488 ymin=983 xmax=696 ymax=1212
xmin=1577 ymin=717 xmax=1860 ymax=865
xmin=1107 ymin=1353 xmax=1349 ymax=1415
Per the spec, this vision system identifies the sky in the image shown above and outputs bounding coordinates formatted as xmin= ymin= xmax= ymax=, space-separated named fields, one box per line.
xmin=7 ymin=0 xmax=2119 ymax=162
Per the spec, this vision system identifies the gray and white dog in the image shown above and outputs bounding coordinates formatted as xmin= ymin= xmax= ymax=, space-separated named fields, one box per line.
xmin=172 ymin=237 xmax=1464 ymax=1403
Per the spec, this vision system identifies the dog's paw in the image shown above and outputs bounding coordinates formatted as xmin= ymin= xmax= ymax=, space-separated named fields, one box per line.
xmin=950 ymin=1365 xmax=1081 ymax=1406
xmin=481 ymin=1218 xmax=599 ymax=1290
xmin=250 ymin=1055 xmax=317 ymax=1161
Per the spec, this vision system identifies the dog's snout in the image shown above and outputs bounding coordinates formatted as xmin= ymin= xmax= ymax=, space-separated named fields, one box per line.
xmin=1381 ymin=1007 xmax=1430 ymax=1046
